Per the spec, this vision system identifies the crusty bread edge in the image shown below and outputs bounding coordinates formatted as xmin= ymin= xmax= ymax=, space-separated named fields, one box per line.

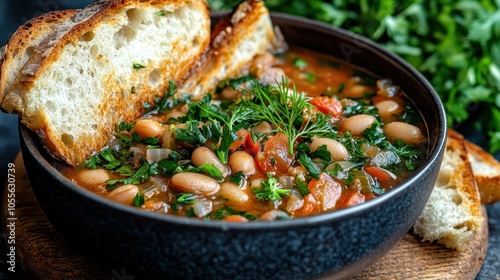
xmin=413 ymin=130 xmax=484 ymax=251
xmin=465 ymin=139 xmax=500 ymax=204
xmin=0 ymin=10 xmax=78 ymax=106
xmin=3 ymin=0 xmax=211 ymax=166
xmin=177 ymin=0 xmax=282 ymax=99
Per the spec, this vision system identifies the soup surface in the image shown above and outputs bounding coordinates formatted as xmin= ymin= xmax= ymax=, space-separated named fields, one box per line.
xmin=61 ymin=48 xmax=427 ymax=221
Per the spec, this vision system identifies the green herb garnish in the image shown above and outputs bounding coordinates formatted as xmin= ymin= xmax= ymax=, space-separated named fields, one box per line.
xmin=241 ymin=78 xmax=334 ymax=154
xmin=133 ymin=193 xmax=145 ymax=207
xmin=176 ymin=193 xmax=197 ymax=205
xmin=133 ymin=63 xmax=146 ymax=70
xmin=253 ymin=173 xmax=291 ymax=201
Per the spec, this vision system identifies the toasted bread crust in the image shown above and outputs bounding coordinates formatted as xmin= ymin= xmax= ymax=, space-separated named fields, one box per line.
xmin=0 ymin=10 xmax=78 ymax=105
xmin=2 ymin=0 xmax=210 ymax=166
xmin=178 ymin=0 xmax=280 ymax=99
xmin=446 ymin=130 xmax=483 ymax=220
xmin=413 ymin=130 xmax=484 ymax=251
xmin=6 ymin=0 xmax=208 ymax=98
xmin=465 ymin=139 xmax=500 ymax=204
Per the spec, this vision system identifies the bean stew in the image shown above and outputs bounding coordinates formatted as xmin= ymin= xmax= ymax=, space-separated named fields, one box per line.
xmin=61 ymin=48 xmax=428 ymax=221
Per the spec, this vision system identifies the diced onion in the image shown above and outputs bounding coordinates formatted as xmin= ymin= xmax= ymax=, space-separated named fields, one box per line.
xmin=149 ymin=176 xmax=168 ymax=192
xmin=141 ymin=185 xmax=160 ymax=199
xmin=285 ymin=189 xmax=304 ymax=213
xmin=192 ymin=201 xmax=213 ymax=218
xmin=325 ymin=161 xmax=358 ymax=180
xmin=278 ymin=175 xmax=294 ymax=189
xmin=146 ymin=148 xmax=172 ymax=162
xmin=130 ymin=146 xmax=146 ymax=166
xmin=352 ymin=170 xmax=375 ymax=194
xmin=370 ymin=150 xmax=400 ymax=167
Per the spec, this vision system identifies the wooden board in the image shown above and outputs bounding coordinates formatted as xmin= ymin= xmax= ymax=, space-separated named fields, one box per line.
xmin=2 ymin=154 xmax=489 ymax=280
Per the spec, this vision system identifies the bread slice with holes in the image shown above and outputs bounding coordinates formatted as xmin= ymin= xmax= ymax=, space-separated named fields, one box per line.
xmin=465 ymin=139 xmax=500 ymax=204
xmin=177 ymin=0 xmax=283 ymax=100
xmin=0 ymin=10 xmax=78 ymax=104
xmin=1 ymin=0 xmax=210 ymax=166
xmin=413 ymin=130 xmax=484 ymax=251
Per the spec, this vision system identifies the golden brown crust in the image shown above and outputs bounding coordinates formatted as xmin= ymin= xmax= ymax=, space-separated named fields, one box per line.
xmin=465 ymin=138 xmax=500 ymax=204
xmin=0 ymin=10 xmax=78 ymax=105
xmin=10 ymin=0 xmax=207 ymax=92
xmin=446 ymin=130 xmax=483 ymax=221
xmin=177 ymin=0 xmax=280 ymax=99
xmin=2 ymin=0 xmax=210 ymax=166
xmin=413 ymin=129 xmax=484 ymax=251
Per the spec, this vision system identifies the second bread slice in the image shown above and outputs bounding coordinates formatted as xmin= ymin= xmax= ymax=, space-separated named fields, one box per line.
xmin=413 ymin=130 xmax=484 ymax=251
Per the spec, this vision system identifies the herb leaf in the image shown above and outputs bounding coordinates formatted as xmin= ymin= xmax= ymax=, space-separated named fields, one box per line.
xmin=253 ymin=173 xmax=291 ymax=201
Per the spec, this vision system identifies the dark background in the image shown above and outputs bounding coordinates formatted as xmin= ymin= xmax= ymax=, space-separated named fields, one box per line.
xmin=0 ymin=0 xmax=498 ymax=279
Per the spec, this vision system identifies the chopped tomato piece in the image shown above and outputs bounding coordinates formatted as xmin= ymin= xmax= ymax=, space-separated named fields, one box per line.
xmin=229 ymin=129 xmax=249 ymax=151
xmin=293 ymin=194 xmax=321 ymax=217
xmin=243 ymin=132 xmax=260 ymax=155
xmin=309 ymin=96 xmax=343 ymax=119
xmin=336 ymin=190 xmax=365 ymax=209
xmin=307 ymin=172 xmax=342 ymax=211
xmin=256 ymin=133 xmax=294 ymax=174
xmin=364 ymin=166 xmax=395 ymax=183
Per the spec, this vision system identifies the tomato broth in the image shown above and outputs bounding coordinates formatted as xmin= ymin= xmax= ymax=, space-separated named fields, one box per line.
xmin=61 ymin=48 xmax=428 ymax=221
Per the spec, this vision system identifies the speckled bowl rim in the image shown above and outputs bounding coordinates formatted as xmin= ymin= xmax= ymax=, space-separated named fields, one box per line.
xmin=21 ymin=12 xmax=447 ymax=232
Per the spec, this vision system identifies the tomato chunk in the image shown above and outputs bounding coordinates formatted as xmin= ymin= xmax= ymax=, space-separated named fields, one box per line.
xmin=293 ymin=194 xmax=321 ymax=217
xmin=336 ymin=190 xmax=365 ymax=209
xmin=307 ymin=172 xmax=342 ymax=211
xmin=243 ymin=132 xmax=260 ymax=156
xmin=309 ymin=96 xmax=343 ymax=119
xmin=364 ymin=166 xmax=395 ymax=183
xmin=229 ymin=129 xmax=249 ymax=151
xmin=256 ymin=133 xmax=294 ymax=174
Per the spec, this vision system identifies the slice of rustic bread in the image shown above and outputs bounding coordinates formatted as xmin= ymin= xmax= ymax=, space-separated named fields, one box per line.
xmin=465 ymin=139 xmax=500 ymax=204
xmin=413 ymin=130 xmax=484 ymax=251
xmin=2 ymin=0 xmax=210 ymax=166
xmin=0 ymin=10 xmax=78 ymax=104
xmin=177 ymin=0 xmax=282 ymax=100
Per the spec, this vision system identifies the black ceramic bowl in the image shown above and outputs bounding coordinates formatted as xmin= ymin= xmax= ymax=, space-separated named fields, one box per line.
xmin=20 ymin=12 xmax=447 ymax=280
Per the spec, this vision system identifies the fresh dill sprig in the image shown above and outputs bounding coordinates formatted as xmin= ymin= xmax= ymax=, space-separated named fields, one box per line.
xmin=240 ymin=77 xmax=335 ymax=154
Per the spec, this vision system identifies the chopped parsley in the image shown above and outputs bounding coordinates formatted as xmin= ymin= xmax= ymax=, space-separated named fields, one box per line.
xmin=253 ymin=174 xmax=291 ymax=201
xmin=133 ymin=63 xmax=146 ymax=70
xmin=176 ymin=193 xmax=197 ymax=205
xmin=133 ymin=193 xmax=145 ymax=207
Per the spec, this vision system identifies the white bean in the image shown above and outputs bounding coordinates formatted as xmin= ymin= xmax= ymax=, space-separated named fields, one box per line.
xmin=341 ymin=77 xmax=375 ymax=98
xmin=77 ymin=168 xmax=110 ymax=186
xmin=107 ymin=184 xmax=139 ymax=205
xmin=309 ymin=138 xmax=348 ymax=161
xmin=131 ymin=119 xmax=163 ymax=138
xmin=375 ymin=100 xmax=403 ymax=119
xmin=228 ymin=151 xmax=256 ymax=175
xmin=191 ymin=146 xmax=229 ymax=176
xmin=221 ymin=87 xmax=240 ymax=100
xmin=250 ymin=52 xmax=275 ymax=75
xmin=171 ymin=172 xmax=220 ymax=196
xmin=251 ymin=121 xmax=273 ymax=134
xmin=384 ymin=122 xmax=426 ymax=146
xmin=218 ymin=182 xmax=249 ymax=205
xmin=259 ymin=67 xmax=286 ymax=85
xmin=339 ymin=114 xmax=376 ymax=135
